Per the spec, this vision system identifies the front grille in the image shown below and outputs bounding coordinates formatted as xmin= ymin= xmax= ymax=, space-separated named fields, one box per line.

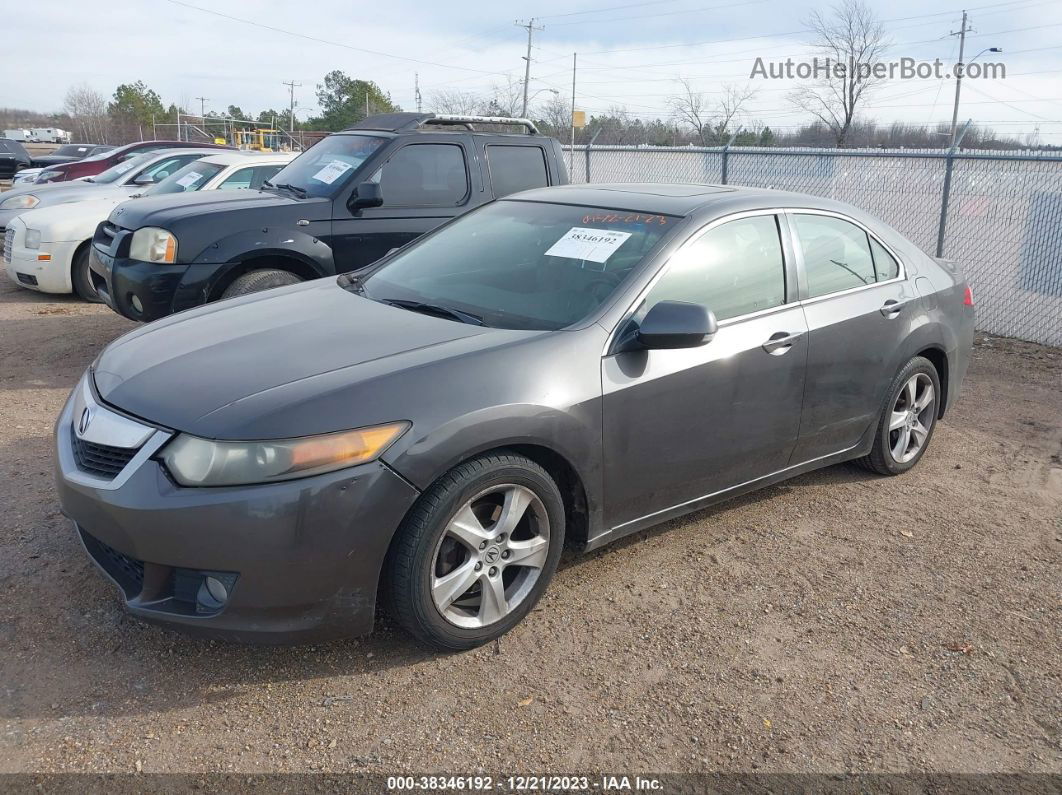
xmin=16 ymin=273 xmax=37 ymax=286
xmin=2 ymin=228 xmax=12 ymax=264
xmin=80 ymin=528 xmax=145 ymax=594
xmin=100 ymin=222 xmax=120 ymax=241
xmin=71 ymin=434 xmax=139 ymax=478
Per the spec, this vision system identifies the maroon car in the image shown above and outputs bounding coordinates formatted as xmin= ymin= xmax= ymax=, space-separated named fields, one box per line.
xmin=34 ymin=140 xmax=232 ymax=184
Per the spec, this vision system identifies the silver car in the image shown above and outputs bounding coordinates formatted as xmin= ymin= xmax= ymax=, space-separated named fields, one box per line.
xmin=55 ymin=184 xmax=975 ymax=649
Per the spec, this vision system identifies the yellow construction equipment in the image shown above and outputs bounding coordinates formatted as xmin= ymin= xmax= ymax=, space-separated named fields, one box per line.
xmin=233 ymin=128 xmax=284 ymax=151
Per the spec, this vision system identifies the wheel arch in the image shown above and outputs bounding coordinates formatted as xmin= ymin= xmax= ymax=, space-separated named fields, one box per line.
xmin=915 ymin=345 xmax=950 ymax=418
xmin=208 ymin=254 xmax=323 ymax=302
xmin=68 ymin=238 xmax=93 ymax=289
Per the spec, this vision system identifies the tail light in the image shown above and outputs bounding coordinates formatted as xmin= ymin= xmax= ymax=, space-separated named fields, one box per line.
xmin=963 ymin=285 xmax=974 ymax=307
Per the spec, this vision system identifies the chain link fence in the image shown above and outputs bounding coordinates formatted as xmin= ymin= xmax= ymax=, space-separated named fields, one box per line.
xmin=563 ymin=145 xmax=1062 ymax=347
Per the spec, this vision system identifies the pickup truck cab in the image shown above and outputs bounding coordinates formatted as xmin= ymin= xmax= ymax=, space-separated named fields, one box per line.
xmin=89 ymin=113 xmax=569 ymax=322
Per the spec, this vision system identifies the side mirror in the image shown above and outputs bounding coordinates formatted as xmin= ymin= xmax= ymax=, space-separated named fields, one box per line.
xmin=132 ymin=172 xmax=157 ymax=185
xmin=635 ymin=300 xmax=718 ymax=350
xmin=349 ymin=181 xmax=383 ymax=211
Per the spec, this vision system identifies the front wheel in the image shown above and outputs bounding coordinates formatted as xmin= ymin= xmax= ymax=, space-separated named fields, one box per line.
xmin=384 ymin=453 xmax=565 ymax=650
xmin=71 ymin=247 xmax=102 ymax=303
xmin=220 ymin=268 xmax=303 ymax=299
xmin=857 ymin=355 xmax=941 ymax=475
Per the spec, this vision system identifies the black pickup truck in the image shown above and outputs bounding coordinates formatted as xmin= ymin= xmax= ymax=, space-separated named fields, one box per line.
xmin=90 ymin=112 xmax=569 ymax=322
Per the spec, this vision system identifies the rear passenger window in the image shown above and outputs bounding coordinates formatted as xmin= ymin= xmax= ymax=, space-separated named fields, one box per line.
xmin=487 ymin=145 xmax=549 ymax=198
xmin=643 ymin=215 xmax=786 ymax=321
xmin=379 ymin=144 xmax=468 ymax=206
xmin=793 ymin=214 xmax=878 ymax=298
xmin=869 ymin=237 xmax=900 ymax=281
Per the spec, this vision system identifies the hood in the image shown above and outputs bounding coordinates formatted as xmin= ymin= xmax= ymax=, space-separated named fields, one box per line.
xmin=31 ymin=196 xmax=129 ymax=242
xmin=2 ymin=179 xmax=113 ymax=200
xmin=31 ymin=155 xmax=80 ymax=168
xmin=108 ymin=188 xmax=320 ymax=228
xmin=94 ymin=278 xmax=539 ymax=439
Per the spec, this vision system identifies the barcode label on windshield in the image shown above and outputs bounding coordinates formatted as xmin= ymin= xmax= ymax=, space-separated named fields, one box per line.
xmin=545 ymin=227 xmax=632 ymax=263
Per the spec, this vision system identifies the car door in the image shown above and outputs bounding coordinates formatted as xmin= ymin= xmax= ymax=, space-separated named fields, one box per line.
xmin=601 ymin=211 xmax=809 ymax=530
xmin=786 ymin=210 xmax=915 ymax=463
xmin=329 ymin=138 xmax=475 ymax=272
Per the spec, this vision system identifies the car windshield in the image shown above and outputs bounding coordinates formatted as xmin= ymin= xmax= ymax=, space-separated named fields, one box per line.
xmin=82 ymin=146 xmax=122 ymax=162
xmin=89 ymin=153 xmax=153 ymax=184
xmin=358 ymin=201 xmax=679 ymax=330
xmin=265 ymin=134 xmax=387 ymax=198
xmin=145 ymin=160 xmax=225 ymax=195
xmin=53 ymin=144 xmax=94 ymax=157
xmin=0 ymin=140 xmax=26 ymax=156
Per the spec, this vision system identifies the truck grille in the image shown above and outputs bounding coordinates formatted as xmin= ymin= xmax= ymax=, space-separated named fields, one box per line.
xmin=71 ymin=435 xmax=140 ymax=478
xmin=2 ymin=228 xmax=12 ymax=264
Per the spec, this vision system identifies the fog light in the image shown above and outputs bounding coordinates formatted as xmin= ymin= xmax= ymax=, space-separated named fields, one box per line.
xmin=197 ymin=576 xmax=229 ymax=610
xmin=130 ymin=294 xmax=144 ymax=314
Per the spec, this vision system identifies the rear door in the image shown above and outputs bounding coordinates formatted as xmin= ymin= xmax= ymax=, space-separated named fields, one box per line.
xmin=329 ymin=136 xmax=477 ymax=272
xmin=787 ymin=210 xmax=915 ymax=463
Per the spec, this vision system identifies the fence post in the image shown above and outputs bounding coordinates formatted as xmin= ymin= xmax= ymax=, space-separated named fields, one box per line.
xmin=584 ymin=129 xmax=602 ymax=184
xmin=936 ymin=120 xmax=970 ymax=257
xmin=720 ymin=133 xmax=737 ymax=185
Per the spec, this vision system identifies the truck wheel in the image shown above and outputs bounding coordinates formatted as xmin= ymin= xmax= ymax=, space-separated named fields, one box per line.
xmin=221 ymin=269 xmax=303 ymax=299
xmin=384 ymin=452 xmax=565 ymax=651
xmin=71 ymin=247 xmax=102 ymax=303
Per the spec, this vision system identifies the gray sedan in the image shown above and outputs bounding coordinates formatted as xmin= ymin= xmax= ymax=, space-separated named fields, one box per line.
xmin=54 ymin=184 xmax=975 ymax=649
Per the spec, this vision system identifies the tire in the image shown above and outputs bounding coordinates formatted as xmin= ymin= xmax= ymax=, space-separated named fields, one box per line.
xmin=384 ymin=452 xmax=566 ymax=651
xmin=220 ymin=268 xmax=303 ymax=299
xmin=71 ymin=246 xmax=102 ymax=303
xmin=856 ymin=355 xmax=942 ymax=476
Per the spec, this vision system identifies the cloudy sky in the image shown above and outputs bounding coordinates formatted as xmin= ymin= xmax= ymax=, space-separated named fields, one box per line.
xmin=6 ymin=0 xmax=1062 ymax=142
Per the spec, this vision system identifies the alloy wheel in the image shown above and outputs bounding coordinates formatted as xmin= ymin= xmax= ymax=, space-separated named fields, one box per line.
xmin=430 ymin=484 xmax=550 ymax=629
xmin=889 ymin=372 xmax=935 ymax=464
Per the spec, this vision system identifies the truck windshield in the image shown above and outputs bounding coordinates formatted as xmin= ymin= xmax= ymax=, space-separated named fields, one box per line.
xmin=265 ymin=134 xmax=387 ymax=198
xmin=358 ymin=201 xmax=679 ymax=331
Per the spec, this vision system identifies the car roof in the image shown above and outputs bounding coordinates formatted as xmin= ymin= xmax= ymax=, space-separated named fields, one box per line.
xmin=192 ymin=151 xmax=298 ymax=166
xmin=507 ymin=183 xmax=870 ymax=220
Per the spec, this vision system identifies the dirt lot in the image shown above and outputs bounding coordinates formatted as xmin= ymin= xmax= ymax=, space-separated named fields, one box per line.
xmin=0 ymin=281 xmax=1058 ymax=776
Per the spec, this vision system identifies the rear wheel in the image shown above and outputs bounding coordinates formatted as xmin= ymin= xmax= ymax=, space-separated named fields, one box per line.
xmin=385 ymin=453 xmax=565 ymax=650
xmin=71 ymin=246 xmax=101 ymax=303
xmin=857 ymin=356 xmax=941 ymax=475
xmin=220 ymin=268 xmax=303 ymax=299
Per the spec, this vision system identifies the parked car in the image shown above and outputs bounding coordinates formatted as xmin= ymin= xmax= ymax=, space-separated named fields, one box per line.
xmin=0 ymin=139 xmax=32 ymax=180
xmin=89 ymin=112 xmax=568 ymax=321
xmin=30 ymin=143 xmax=113 ymax=169
xmin=56 ymin=184 xmax=975 ymax=649
xmin=0 ymin=148 xmax=224 ymax=236
xmin=3 ymin=152 xmax=295 ymax=301
xmin=31 ymin=139 xmax=231 ymax=185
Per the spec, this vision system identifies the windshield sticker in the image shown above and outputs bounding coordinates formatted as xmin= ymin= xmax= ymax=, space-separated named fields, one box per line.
xmin=311 ymin=159 xmax=353 ymax=184
xmin=582 ymin=212 xmax=669 ymax=226
xmin=175 ymin=171 xmax=202 ymax=188
xmin=545 ymin=227 xmax=633 ymax=263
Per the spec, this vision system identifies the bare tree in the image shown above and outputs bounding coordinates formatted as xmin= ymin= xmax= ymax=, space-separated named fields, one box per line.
xmin=536 ymin=95 xmax=572 ymax=139
xmin=429 ymin=89 xmax=487 ymax=115
xmin=667 ymin=78 xmax=757 ymax=145
xmin=789 ymin=0 xmax=889 ymax=147
xmin=483 ymin=76 xmax=524 ymax=118
xmin=63 ymin=83 xmax=109 ymax=143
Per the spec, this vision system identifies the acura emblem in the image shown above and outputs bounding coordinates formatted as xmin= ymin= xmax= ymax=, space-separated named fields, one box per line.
xmin=78 ymin=407 xmax=92 ymax=436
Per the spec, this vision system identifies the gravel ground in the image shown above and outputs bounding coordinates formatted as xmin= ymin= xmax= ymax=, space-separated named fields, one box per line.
xmin=0 ymin=281 xmax=1059 ymax=776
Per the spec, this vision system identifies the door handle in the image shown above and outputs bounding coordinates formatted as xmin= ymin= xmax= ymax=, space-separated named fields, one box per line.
xmin=762 ymin=331 xmax=804 ymax=355
xmin=880 ymin=299 xmax=910 ymax=318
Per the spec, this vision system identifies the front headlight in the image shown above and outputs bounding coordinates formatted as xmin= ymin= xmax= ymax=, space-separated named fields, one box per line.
xmin=0 ymin=194 xmax=39 ymax=210
xmin=25 ymin=229 xmax=42 ymax=249
xmin=160 ymin=422 xmax=410 ymax=486
xmin=37 ymin=170 xmax=62 ymax=183
xmin=130 ymin=226 xmax=178 ymax=264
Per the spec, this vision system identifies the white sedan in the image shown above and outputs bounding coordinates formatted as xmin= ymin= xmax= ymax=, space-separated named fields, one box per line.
xmin=3 ymin=152 xmax=295 ymax=301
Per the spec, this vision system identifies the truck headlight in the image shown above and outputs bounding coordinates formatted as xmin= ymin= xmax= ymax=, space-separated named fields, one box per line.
xmin=25 ymin=229 xmax=41 ymax=249
xmin=0 ymin=194 xmax=39 ymax=210
xmin=130 ymin=226 xmax=178 ymax=264
xmin=160 ymin=422 xmax=410 ymax=486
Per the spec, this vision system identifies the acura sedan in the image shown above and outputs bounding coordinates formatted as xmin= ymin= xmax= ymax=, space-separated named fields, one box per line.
xmin=55 ymin=184 xmax=975 ymax=650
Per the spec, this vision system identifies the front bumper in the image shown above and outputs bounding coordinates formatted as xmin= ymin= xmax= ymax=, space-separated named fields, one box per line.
xmin=90 ymin=242 xmax=228 ymax=322
xmin=4 ymin=238 xmax=77 ymax=293
xmin=55 ymin=376 xmax=421 ymax=642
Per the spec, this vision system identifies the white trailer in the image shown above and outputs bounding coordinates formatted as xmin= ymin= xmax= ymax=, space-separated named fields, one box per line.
xmin=30 ymin=128 xmax=70 ymax=143
xmin=4 ymin=129 xmax=31 ymax=141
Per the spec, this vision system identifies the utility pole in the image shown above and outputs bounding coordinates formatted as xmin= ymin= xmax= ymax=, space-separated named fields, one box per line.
xmin=415 ymin=73 xmax=422 ymax=113
xmin=570 ymin=53 xmax=577 ymax=173
xmin=515 ymin=18 xmax=544 ymax=118
xmin=283 ymin=80 xmax=301 ymax=134
xmin=948 ymin=10 xmax=971 ymax=147
xmin=196 ymin=96 xmax=209 ymax=119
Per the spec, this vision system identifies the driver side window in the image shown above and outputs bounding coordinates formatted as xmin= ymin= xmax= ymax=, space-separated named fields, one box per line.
xmin=642 ymin=214 xmax=786 ymax=322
